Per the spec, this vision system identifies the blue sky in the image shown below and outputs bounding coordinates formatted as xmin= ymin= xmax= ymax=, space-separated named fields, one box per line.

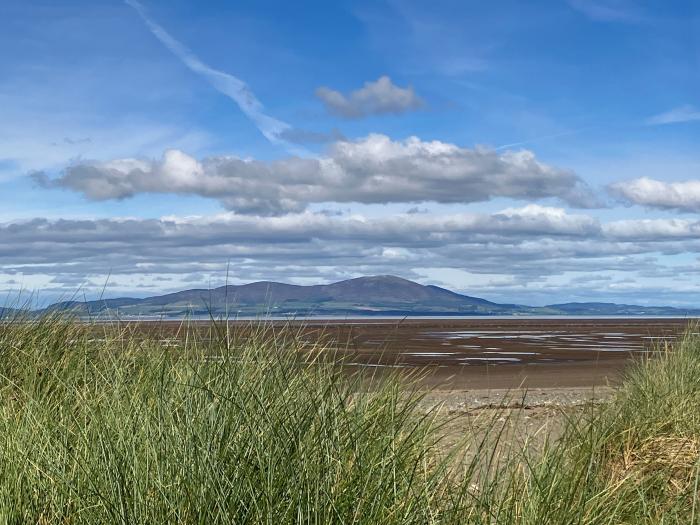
xmin=1 ymin=0 xmax=699 ymax=305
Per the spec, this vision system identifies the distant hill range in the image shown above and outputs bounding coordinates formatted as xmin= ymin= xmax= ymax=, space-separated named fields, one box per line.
xmin=38 ymin=275 xmax=700 ymax=318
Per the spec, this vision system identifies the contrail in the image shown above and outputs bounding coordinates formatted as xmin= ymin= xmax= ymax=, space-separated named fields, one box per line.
xmin=495 ymin=127 xmax=595 ymax=151
xmin=125 ymin=0 xmax=298 ymax=153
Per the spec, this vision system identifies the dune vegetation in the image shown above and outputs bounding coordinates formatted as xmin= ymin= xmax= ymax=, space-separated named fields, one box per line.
xmin=0 ymin=312 xmax=698 ymax=523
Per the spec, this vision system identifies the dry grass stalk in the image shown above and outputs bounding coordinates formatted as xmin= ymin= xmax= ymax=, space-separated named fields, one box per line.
xmin=609 ymin=435 xmax=700 ymax=494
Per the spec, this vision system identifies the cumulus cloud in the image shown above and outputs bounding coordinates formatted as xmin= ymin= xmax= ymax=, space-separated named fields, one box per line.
xmin=494 ymin=204 xmax=600 ymax=235
xmin=609 ymin=177 xmax=700 ymax=212
xmin=35 ymin=134 xmax=598 ymax=214
xmin=315 ymin=76 xmax=424 ymax=118
xmin=603 ymin=218 xmax=700 ymax=240
xmin=647 ymin=105 xmax=700 ymax=125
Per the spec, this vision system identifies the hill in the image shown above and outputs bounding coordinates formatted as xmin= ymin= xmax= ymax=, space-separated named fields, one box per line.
xmin=43 ymin=275 xmax=700 ymax=318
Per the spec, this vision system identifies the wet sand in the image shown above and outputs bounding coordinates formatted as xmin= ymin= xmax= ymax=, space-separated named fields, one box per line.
xmin=132 ymin=317 xmax=693 ymax=390
xmin=295 ymin=317 xmax=691 ymax=389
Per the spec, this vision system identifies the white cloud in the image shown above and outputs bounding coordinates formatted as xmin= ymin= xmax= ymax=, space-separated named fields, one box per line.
xmin=567 ymin=0 xmax=642 ymax=23
xmin=609 ymin=177 xmax=700 ymax=212
xmin=0 ymin=207 xmax=606 ymax=287
xmin=495 ymin=204 xmax=600 ymax=235
xmin=647 ymin=105 xmax=700 ymax=125
xmin=315 ymin=76 xmax=424 ymax=118
xmin=0 ymin=207 xmax=682 ymax=274
xmin=604 ymin=218 xmax=700 ymax=239
xmin=35 ymin=134 xmax=598 ymax=214
xmin=125 ymin=0 xmax=300 ymax=153
xmin=6 ymin=208 xmax=700 ymax=304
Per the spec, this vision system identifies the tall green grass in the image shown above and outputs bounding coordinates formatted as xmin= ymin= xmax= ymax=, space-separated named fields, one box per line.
xmin=0 ymin=314 xmax=485 ymax=523
xmin=0 ymin=313 xmax=699 ymax=523
xmin=493 ymin=330 xmax=700 ymax=524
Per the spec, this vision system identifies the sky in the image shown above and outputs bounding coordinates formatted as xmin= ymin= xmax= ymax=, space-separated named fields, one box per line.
xmin=1 ymin=0 xmax=699 ymax=306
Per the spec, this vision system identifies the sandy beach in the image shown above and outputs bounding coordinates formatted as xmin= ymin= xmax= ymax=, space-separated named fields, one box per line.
xmin=133 ymin=317 xmax=692 ymax=390
xmin=295 ymin=317 xmax=691 ymax=389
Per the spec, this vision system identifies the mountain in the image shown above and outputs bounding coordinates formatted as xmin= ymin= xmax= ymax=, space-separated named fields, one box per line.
xmin=47 ymin=276 xmax=526 ymax=317
xmin=43 ymin=275 xmax=700 ymax=318
xmin=545 ymin=302 xmax=700 ymax=316
xmin=0 ymin=307 xmax=21 ymax=318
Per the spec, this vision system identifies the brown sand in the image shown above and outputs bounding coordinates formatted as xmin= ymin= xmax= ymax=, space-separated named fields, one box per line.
xmin=296 ymin=317 xmax=690 ymax=389
xmin=417 ymin=386 xmax=615 ymax=455
xmin=128 ymin=317 xmax=692 ymax=390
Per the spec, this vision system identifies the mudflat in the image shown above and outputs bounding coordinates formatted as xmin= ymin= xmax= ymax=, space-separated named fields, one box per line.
xmin=133 ymin=317 xmax=693 ymax=390
xmin=296 ymin=317 xmax=691 ymax=389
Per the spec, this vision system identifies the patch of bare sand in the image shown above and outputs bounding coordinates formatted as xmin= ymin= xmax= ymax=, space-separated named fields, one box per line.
xmin=419 ymin=386 xmax=615 ymax=457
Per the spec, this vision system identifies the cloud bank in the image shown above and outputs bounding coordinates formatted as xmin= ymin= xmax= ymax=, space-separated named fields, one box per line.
xmin=5 ymin=207 xmax=700 ymax=304
xmin=316 ymin=76 xmax=424 ymax=118
xmin=35 ymin=134 xmax=597 ymax=214
xmin=610 ymin=177 xmax=700 ymax=212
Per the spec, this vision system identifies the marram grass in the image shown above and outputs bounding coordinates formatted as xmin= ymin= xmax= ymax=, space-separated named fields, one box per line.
xmin=0 ymin=312 xmax=699 ymax=524
xmin=0 ymin=314 xmax=484 ymax=524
